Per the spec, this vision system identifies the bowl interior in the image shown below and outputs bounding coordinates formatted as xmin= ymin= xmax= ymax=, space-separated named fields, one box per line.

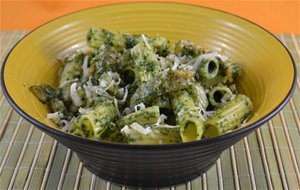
xmin=2 ymin=3 xmax=295 ymax=136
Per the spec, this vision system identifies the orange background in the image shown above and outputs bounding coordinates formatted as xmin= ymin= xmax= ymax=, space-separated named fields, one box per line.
xmin=1 ymin=0 xmax=300 ymax=33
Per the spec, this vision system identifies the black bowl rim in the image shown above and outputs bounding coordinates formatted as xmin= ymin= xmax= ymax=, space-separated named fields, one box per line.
xmin=0 ymin=2 xmax=297 ymax=150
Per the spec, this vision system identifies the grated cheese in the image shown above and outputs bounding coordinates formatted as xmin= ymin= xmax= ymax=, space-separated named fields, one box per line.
xmin=70 ymin=82 xmax=82 ymax=106
xmin=79 ymin=107 xmax=92 ymax=115
xmin=177 ymin=108 xmax=185 ymax=117
xmin=61 ymin=117 xmax=75 ymax=132
xmin=108 ymin=72 xmax=121 ymax=85
xmin=82 ymin=55 xmax=89 ymax=79
xmin=59 ymin=78 xmax=78 ymax=88
xmin=83 ymin=84 xmax=92 ymax=99
xmin=120 ymin=125 xmax=130 ymax=134
xmin=154 ymin=114 xmax=168 ymax=126
xmin=220 ymin=93 xmax=235 ymax=105
xmin=100 ymin=79 xmax=108 ymax=87
xmin=130 ymin=122 xmax=152 ymax=135
xmin=114 ymin=98 xmax=121 ymax=118
xmin=47 ymin=112 xmax=64 ymax=123
xmin=156 ymin=124 xmax=179 ymax=128
xmin=118 ymin=87 xmax=128 ymax=103
xmin=171 ymin=58 xmax=180 ymax=71
xmin=134 ymin=103 xmax=146 ymax=112
xmin=141 ymin=34 xmax=151 ymax=50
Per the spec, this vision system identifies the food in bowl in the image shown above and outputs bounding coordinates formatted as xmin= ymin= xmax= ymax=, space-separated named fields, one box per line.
xmin=29 ymin=27 xmax=253 ymax=144
xmin=1 ymin=2 xmax=296 ymax=187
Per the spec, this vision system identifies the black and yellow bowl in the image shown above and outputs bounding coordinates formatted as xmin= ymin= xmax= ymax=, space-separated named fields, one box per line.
xmin=0 ymin=2 xmax=296 ymax=188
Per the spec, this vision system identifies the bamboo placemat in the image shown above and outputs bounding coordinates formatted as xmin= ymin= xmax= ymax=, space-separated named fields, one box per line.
xmin=0 ymin=31 xmax=299 ymax=190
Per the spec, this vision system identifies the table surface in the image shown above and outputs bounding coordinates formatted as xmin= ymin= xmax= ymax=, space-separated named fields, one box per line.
xmin=0 ymin=31 xmax=299 ymax=190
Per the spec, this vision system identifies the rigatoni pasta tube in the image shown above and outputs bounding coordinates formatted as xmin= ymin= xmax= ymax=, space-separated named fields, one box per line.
xmin=130 ymin=42 xmax=162 ymax=82
xmin=171 ymin=90 xmax=205 ymax=142
xmin=197 ymin=57 xmax=220 ymax=80
xmin=130 ymin=69 xmax=193 ymax=107
xmin=69 ymin=98 xmax=117 ymax=139
xmin=223 ymin=60 xmax=241 ymax=83
xmin=188 ymin=83 xmax=209 ymax=111
xmin=87 ymin=28 xmax=126 ymax=52
xmin=203 ymin=94 xmax=252 ymax=138
xmin=87 ymin=27 xmax=170 ymax=54
xmin=208 ymin=85 xmax=234 ymax=107
xmin=59 ymin=52 xmax=84 ymax=86
xmin=117 ymin=106 xmax=160 ymax=128
xmin=121 ymin=124 xmax=181 ymax=144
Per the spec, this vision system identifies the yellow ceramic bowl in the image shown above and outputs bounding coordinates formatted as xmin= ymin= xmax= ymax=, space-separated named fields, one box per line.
xmin=1 ymin=2 xmax=296 ymax=188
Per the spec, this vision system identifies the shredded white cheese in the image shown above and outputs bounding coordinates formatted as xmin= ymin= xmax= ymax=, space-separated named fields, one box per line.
xmin=47 ymin=112 xmax=64 ymax=123
xmin=82 ymin=55 xmax=89 ymax=79
xmin=70 ymin=82 xmax=82 ymax=106
xmin=120 ymin=125 xmax=130 ymax=134
xmin=161 ymin=68 xmax=170 ymax=78
xmin=95 ymin=87 xmax=111 ymax=97
xmin=171 ymin=58 xmax=180 ymax=71
xmin=100 ymin=79 xmax=108 ymax=87
xmin=118 ymin=87 xmax=128 ymax=103
xmin=134 ymin=103 xmax=146 ymax=112
xmin=156 ymin=124 xmax=179 ymax=128
xmin=114 ymin=98 xmax=121 ymax=118
xmin=154 ymin=114 xmax=168 ymax=126
xmin=61 ymin=117 xmax=75 ymax=132
xmin=177 ymin=108 xmax=185 ymax=117
xmin=130 ymin=122 xmax=152 ymax=135
xmin=108 ymin=72 xmax=121 ymax=85
xmin=79 ymin=107 xmax=92 ymax=115
xmin=204 ymin=110 xmax=216 ymax=118
xmin=159 ymin=57 xmax=170 ymax=70
xmin=59 ymin=78 xmax=78 ymax=88
xmin=141 ymin=34 xmax=151 ymax=50
xmin=83 ymin=84 xmax=92 ymax=99
xmin=117 ymin=88 xmax=125 ymax=96
xmin=220 ymin=93 xmax=235 ymax=105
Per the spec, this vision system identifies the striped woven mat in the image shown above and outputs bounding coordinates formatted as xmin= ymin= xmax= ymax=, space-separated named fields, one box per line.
xmin=0 ymin=31 xmax=299 ymax=190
